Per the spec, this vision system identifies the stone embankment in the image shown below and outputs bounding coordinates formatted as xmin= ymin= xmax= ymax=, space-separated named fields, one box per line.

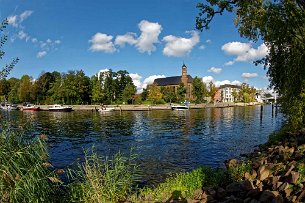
xmin=189 ymin=130 xmax=305 ymax=203
xmin=32 ymin=102 xmax=261 ymax=111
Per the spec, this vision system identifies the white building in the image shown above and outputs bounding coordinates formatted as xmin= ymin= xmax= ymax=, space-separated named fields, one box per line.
xmin=219 ymin=84 xmax=241 ymax=102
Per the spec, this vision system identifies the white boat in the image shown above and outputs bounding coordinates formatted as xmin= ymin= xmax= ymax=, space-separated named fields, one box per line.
xmin=22 ymin=104 xmax=40 ymax=111
xmin=48 ymin=104 xmax=73 ymax=112
xmin=171 ymin=104 xmax=189 ymax=110
xmin=1 ymin=103 xmax=19 ymax=110
xmin=98 ymin=107 xmax=115 ymax=112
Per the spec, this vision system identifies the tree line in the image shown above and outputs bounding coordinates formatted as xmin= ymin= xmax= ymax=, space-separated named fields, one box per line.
xmin=0 ymin=71 xmax=259 ymax=105
xmin=0 ymin=70 xmax=138 ymax=105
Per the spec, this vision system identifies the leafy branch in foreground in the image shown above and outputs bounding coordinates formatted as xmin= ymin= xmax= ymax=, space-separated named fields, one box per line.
xmin=196 ymin=1 xmax=305 ymax=130
xmin=0 ymin=19 xmax=19 ymax=80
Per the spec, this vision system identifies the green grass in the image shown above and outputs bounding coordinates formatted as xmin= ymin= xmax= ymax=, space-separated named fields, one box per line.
xmin=0 ymin=123 xmax=60 ymax=203
xmin=67 ymin=148 xmax=139 ymax=203
xmin=136 ymin=166 xmax=228 ymax=202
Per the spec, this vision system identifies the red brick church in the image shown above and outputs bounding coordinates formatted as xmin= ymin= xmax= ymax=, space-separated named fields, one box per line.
xmin=153 ymin=64 xmax=194 ymax=100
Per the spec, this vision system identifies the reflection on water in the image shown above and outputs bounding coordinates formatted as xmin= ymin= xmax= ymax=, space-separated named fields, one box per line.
xmin=0 ymin=105 xmax=284 ymax=185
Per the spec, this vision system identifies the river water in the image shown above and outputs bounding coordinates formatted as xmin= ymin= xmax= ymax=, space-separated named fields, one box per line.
xmin=1 ymin=105 xmax=284 ymax=185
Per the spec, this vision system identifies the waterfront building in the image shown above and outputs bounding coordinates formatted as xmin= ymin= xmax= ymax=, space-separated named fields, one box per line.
xmin=219 ymin=84 xmax=241 ymax=102
xmin=153 ymin=64 xmax=194 ymax=100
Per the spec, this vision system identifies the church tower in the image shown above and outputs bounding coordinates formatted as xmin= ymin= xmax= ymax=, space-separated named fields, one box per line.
xmin=181 ymin=63 xmax=188 ymax=87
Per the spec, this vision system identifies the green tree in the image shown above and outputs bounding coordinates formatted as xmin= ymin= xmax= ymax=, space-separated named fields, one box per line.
xmin=122 ymin=83 xmax=136 ymax=104
xmin=0 ymin=79 xmax=10 ymax=101
xmin=192 ymin=76 xmax=208 ymax=103
xmin=115 ymin=70 xmax=134 ymax=101
xmin=232 ymin=89 xmax=238 ymax=102
xmin=141 ymin=88 xmax=149 ymax=101
xmin=34 ymin=72 xmax=56 ymax=104
xmin=161 ymin=86 xmax=177 ymax=103
xmin=196 ymin=1 xmax=305 ymax=128
xmin=177 ymin=83 xmax=186 ymax=102
xmin=7 ymin=77 xmax=20 ymax=103
xmin=18 ymin=75 xmax=33 ymax=103
xmin=208 ymin=81 xmax=217 ymax=103
xmin=147 ymin=83 xmax=163 ymax=104
xmin=91 ymin=75 xmax=104 ymax=104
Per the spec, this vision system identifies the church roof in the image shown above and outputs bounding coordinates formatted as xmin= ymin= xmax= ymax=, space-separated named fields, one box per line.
xmin=154 ymin=75 xmax=193 ymax=86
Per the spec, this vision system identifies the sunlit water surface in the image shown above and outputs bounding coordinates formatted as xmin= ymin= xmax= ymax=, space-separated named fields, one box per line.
xmin=1 ymin=105 xmax=284 ymax=185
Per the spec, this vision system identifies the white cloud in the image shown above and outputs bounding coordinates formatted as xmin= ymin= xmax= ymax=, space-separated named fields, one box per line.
xmin=54 ymin=40 xmax=61 ymax=44
xmin=214 ymin=80 xmax=231 ymax=87
xmin=236 ymin=44 xmax=268 ymax=62
xmin=7 ymin=10 xmax=33 ymax=28
xmin=163 ymin=31 xmax=200 ymax=57
xmin=222 ymin=42 xmax=268 ymax=65
xmin=142 ymin=75 xmax=165 ymax=89
xmin=241 ymin=72 xmax=258 ymax=79
xmin=222 ymin=42 xmax=251 ymax=56
xmin=199 ymin=45 xmax=206 ymax=50
xmin=20 ymin=10 xmax=33 ymax=22
xmin=208 ymin=67 xmax=222 ymax=74
xmin=136 ymin=20 xmax=162 ymax=54
xmin=214 ymin=80 xmax=242 ymax=87
xmin=129 ymin=73 xmax=142 ymax=92
xmin=46 ymin=39 xmax=52 ymax=43
xmin=89 ymin=33 xmax=116 ymax=53
xmin=115 ymin=32 xmax=137 ymax=47
xmin=202 ymin=76 xmax=214 ymax=84
xmin=37 ymin=51 xmax=47 ymax=58
xmin=224 ymin=61 xmax=234 ymax=66
xmin=31 ymin=38 xmax=38 ymax=43
xmin=7 ymin=15 xmax=18 ymax=27
xmin=231 ymin=80 xmax=242 ymax=86
xmin=18 ymin=30 xmax=30 ymax=41
xmin=206 ymin=39 xmax=212 ymax=44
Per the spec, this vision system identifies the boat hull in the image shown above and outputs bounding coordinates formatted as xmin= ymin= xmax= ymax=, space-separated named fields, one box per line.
xmin=171 ymin=105 xmax=189 ymax=110
xmin=22 ymin=107 xmax=40 ymax=111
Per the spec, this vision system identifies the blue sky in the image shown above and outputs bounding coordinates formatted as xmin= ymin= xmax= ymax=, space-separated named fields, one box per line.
xmin=0 ymin=0 xmax=270 ymax=92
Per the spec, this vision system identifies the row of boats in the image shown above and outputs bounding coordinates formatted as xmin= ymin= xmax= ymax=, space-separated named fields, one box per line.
xmin=0 ymin=103 xmax=73 ymax=112
xmin=1 ymin=103 xmax=190 ymax=112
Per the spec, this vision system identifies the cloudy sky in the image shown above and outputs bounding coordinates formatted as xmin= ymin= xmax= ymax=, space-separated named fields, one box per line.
xmin=0 ymin=0 xmax=269 ymax=92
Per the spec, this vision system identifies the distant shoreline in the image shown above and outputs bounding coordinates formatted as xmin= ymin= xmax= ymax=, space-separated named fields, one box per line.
xmin=20 ymin=102 xmax=265 ymax=111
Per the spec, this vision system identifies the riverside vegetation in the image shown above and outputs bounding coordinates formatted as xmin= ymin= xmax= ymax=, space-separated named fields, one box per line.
xmin=2 ymin=120 xmax=305 ymax=202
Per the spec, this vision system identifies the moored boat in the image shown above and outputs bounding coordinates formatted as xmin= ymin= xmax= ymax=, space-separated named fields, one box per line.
xmin=1 ymin=103 xmax=19 ymax=110
xmin=48 ymin=104 xmax=73 ymax=112
xmin=170 ymin=104 xmax=189 ymax=110
xmin=98 ymin=107 xmax=115 ymax=112
xmin=22 ymin=104 xmax=40 ymax=111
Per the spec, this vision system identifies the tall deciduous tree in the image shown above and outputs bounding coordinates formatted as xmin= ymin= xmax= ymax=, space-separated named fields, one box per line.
xmin=196 ymin=1 xmax=305 ymax=129
xmin=148 ymin=83 xmax=163 ymax=104
xmin=18 ymin=75 xmax=33 ymax=103
xmin=122 ymin=83 xmax=136 ymax=104
xmin=192 ymin=77 xmax=208 ymax=103
xmin=208 ymin=81 xmax=217 ymax=103
xmin=177 ymin=83 xmax=186 ymax=102
xmin=91 ymin=75 xmax=104 ymax=104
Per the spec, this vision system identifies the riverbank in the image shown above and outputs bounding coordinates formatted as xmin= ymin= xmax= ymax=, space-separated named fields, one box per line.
xmin=28 ymin=102 xmax=263 ymax=111
xmin=133 ymin=128 xmax=305 ymax=202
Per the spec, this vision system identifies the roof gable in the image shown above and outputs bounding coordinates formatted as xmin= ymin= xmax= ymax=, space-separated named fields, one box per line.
xmin=154 ymin=75 xmax=193 ymax=86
